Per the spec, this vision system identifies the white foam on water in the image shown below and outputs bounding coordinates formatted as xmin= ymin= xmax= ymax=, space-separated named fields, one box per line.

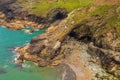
xmin=25 ymin=42 xmax=30 ymax=45
xmin=11 ymin=48 xmax=20 ymax=64
xmin=26 ymin=41 xmax=29 ymax=43
xmin=13 ymin=54 xmax=20 ymax=64
xmin=24 ymin=29 xmax=32 ymax=34
xmin=26 ymin=26 xmax=30 ymax=28
xmin=1 ymin=26 xmax=6 ymax=28
xmin=34 ymin=29 xmax=39 ymax=31
xmin=11 ymin=48 xmax=17 ymax=54
xmin=22 ymin=63 xmax=31 ymax=68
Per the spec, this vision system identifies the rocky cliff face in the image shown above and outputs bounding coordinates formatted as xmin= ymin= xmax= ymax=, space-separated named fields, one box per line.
xmin=0 ymin=2 xmax=68 ymax=30
xmin=70 ymin=14 xmax=120 ymax=77
xmin=16 ymin=6 xmax=120 ymax=79
xmin=0 ymin=0 xmax=120 ymax=79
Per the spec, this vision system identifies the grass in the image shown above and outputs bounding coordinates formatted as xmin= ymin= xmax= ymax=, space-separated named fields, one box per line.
xmin=17 ymin=0 xmax=93 ymax=16
xmin=112 ymin=16 xmax=120 ymax=36
xmin=89 ymin=5 xmax=117 ymax=17
xmin=87 ymin=5 xmax=120 ymax=36
xmin=17 ymin=0 xmax=120 ymax=36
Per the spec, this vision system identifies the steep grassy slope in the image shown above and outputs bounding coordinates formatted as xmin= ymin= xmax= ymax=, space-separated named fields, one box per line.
xmin=17 ymin=0 xmax=93 ymax=16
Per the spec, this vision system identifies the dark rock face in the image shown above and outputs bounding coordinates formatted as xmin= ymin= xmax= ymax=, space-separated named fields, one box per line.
xmin=0 ymin=0 xmax=16 ymax=7
xmin=56 ymin=64 xmax=76 ymax=80
xmin=46 ymin=8 xmax=68 ymax=23
xmin=0 ymin=0 xmax=23 ymax=20
xmin=70 ymin=15 xmax=120 ymax=52
xmin=0 ymin=2 xmax=68 ymax=29
xmin=28 ymin=33 xmax=61 ymax=60
xmin=70 ymin=14 xmax=120 ymax=77
xmin=15 ymin=6 xmax=119 ymax=79
xmin=88 ymin=43 xmax=120 ymax=77
xmin=26 ymin=14 xmax=45 ymax=23
xmin=16 ymin=8 xmax=75 ymax=66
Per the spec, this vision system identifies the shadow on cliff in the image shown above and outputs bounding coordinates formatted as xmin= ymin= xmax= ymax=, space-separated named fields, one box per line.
xmin=0 ymin=0 xmax=68 ymax=26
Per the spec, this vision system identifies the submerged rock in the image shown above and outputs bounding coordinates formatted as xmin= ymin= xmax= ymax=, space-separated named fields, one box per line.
xmin=0 ymin=69 xmax=7 ymax=74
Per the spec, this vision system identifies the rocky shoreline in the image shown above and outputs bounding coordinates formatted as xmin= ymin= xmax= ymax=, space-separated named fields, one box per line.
xmin=0 ymin=0 xmax=120 ymax=80
xmin=0 ymin=6 xmax=68 ymax=30
xmin=15 ymin=6 xmax=120 ymax=80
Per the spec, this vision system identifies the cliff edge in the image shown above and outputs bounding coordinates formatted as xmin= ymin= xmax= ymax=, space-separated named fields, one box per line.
xmin=0 ymin=0 xmax=120 ymax=80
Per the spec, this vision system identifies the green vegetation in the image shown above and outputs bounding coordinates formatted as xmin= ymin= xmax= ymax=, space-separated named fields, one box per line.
xmin=87 ymin=5 xmax=120 ymax=36
xmin=17 ymin=0 xmax=120 ymax=35
xmin=113 ymin=16 xmax=120 ymax=36
xmin=89 ymin=5 xmax=117 ymax=16
xmin=17 ymin=0 xmax=93 ymax=16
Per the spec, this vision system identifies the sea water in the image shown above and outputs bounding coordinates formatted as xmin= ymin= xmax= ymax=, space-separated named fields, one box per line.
xmin=0 ymin=26 xmax=61 ymax=80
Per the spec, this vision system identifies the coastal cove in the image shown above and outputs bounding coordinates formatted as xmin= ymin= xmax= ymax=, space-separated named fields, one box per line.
xmin=0 ymin=26 xmax=61 ymax=80
xmin=0 ymin=0 xmax=120 ymax=79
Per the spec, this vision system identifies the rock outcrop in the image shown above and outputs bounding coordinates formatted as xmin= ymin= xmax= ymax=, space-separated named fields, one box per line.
xmin=16 ymin=6 xmax=120 ymax=79
xmin=70 ymin=10 xmax=120 ymax=77
xmin=0 ymin=0 xmax=119 ymax=79
xmin=16 ymin=8 xmax=78 ymax=66
xmin=0 ymin=7 xmax=68 ymax=30
xmin=46 ymin=8 xmax=68 ymax=23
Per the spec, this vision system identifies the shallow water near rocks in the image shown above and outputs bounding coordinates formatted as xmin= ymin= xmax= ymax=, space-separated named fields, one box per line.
xmin=0 ymin=26 xmax=61 ymax=80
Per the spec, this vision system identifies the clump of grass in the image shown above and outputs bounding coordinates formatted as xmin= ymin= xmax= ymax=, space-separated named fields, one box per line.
xmin=17 ymin=0 xmax=93 ymax=16
xmin=87 ymin=5 xmax=120 ymax=36
xmin=89 ymin=5 xmax=117 ymax=17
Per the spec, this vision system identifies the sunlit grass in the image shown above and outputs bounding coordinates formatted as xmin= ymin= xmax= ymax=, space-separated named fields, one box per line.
xmin=17 ymin=0 xmax=93 ymax=16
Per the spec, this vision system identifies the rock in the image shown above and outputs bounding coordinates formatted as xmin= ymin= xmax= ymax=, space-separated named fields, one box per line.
xmin=0 ymin=8 xmax=68 ymax=30
xmin=17 ymin=55 xmax=24 ymax=64
xmin=0 ymin=69 xmax=7 ymax=74
xmin=46 ymin=8 xmax=68 ymax=23
xmin=57 ymin=64 xmax=76 ymax=80
xmin=116 ymin=7 xmax=120 ymax=13
xmin=16 ymin=8 xmax=78 ymax=66
xmin=70 ymin=14 xmax=120 ymax=52
xmin=0 ymin=12 xmax=5 ymax=18
xmin=88 ymin=43 xmax=120 ymax=77
xmin=14 ymin=5 xmax=120 ymax=79
xmin=26 ymin=14 xmax=45 ymax=24
xmin=53 ymin=41 xmax=61 ymax=49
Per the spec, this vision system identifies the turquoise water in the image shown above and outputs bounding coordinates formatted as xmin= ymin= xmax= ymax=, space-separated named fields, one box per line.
xmin=0 ymin=26 xmax=61 ymax=80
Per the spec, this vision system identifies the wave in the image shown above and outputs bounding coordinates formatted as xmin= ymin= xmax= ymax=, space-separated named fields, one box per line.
xmin=13 ymin=54 xmax=20 ymax=64
xmin=34 ymin=29 xmax=39 ymax=31
xmin=23 ymin=29 xmax=33 ymax=34
xmin=22 ymin=63 xmax=31 ymax=68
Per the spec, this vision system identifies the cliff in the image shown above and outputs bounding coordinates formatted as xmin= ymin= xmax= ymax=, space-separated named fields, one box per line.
xmin=0 ymin=0 xmax=68 ymax=29
xmin=0 ymin=0 xmax=120 ymax=80
xmin=16 ymin=6 xmax=120 ymax=80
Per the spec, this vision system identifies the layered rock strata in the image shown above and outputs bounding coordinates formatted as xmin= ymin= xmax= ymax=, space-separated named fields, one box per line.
xmin=16 ymin=7 xmax=120 ymax=79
